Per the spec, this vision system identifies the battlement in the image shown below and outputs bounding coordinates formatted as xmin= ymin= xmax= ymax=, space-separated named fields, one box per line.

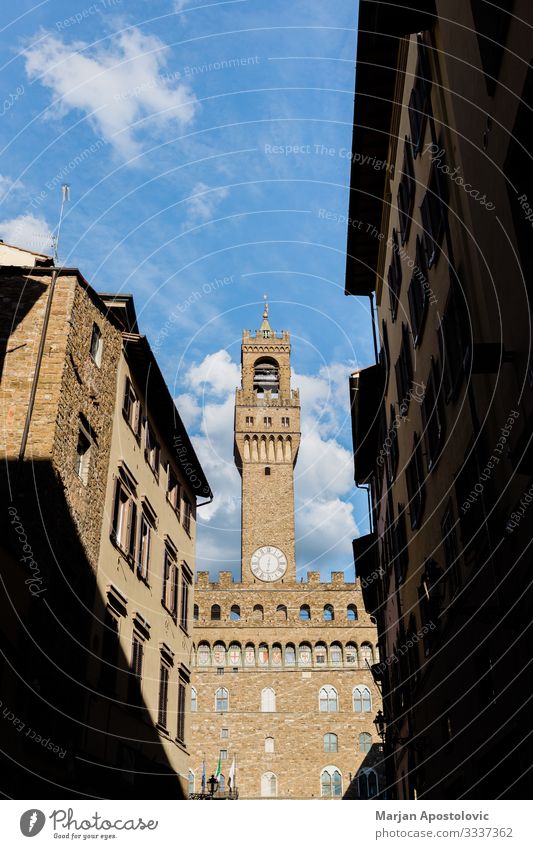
xmin=243 ymin=329 xmax=290 ymax=343
xmin=195 ymin=569 xmax=356 ymax=589
xmin=235 ymin=388 xmax=300 ymax=407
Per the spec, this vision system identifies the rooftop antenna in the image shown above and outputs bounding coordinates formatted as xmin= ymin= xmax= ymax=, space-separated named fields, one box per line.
xmin=53 ymin=183 xmax=70 ymax=263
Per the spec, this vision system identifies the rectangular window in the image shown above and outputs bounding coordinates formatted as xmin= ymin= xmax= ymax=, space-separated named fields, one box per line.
xmin=245 ymin=416 xmax=254 ymax=425
xmin=158 ymin=664 xmax=169 ymax=729
xmin=420 ymin=158 xmax=448 ymax=267
xmin=129 ymin=634 xmax=144 ymax=704
xmin=167 ymin=467 xmax=181 ymax=519
xmin=387 ymin=228 xmax=402 ymax=321
xmin=162 ymin=550 xmax=178 ymax=617
xmin=180 ymin=566 xmax=192 ymax=633
xmin=137 ymin=513 xmax=152 ymax=582
xmin=422 ymin=358 xmax=446 ymax=469
xmin=395 ymin=323 xmax=413 ymax=409
xmin=122 ymin=377 xmax=141 ymax=438
xmin=345 ymin=648 xmax=357 ymax=664
xmin=263 ymin=416 xmax=272 ymax=427
xmin=221 ymin=728 xmax=229 ymax=739
xmin=406 ymin=434 xmax=426 ymax=530
xmin=111 ymin=479 xmax=137 ymax=560
xmin=408 ymin=236 xmax=429 ymax=345
xmin=183 ymin=496 xmax=192 ymax=535
xmin=89 ymin=323 xmax=103 ymax=367
xmin=220 ymin=749 xmax=228 ymax=761
xmin=438 ymin=272 xmax=470 ymax=402
xmin=385 ymin=403 xmax=399 ymax=484
xmin=177 ymin=676 xmax=187 ymax=743
xmin=101 ymin=609 xmax=119 ymax=693
xmin=398 ymin=137 xmax=415 ymax=244
xmin=441 ymin=502 xmax=461 ymax=596
xmin=393 ymin=504 xmax=409 ymax=587
xmin=145 ymin=423 xmax=160 ymax=479
xmin=408 ymin=36 xmax=432 ymax=155
xmin=75 ymin=429 xmax=91 ymax=485
xmin=281 ymin=416 xmax=290 ymax=426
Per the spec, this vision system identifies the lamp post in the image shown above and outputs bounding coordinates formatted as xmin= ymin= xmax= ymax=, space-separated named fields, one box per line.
xmin=373 ymin=709 xmax=386 ymax=742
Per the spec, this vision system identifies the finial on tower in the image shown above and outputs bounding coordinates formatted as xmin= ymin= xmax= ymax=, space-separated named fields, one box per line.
xmin=259 ymin=294 xmax=272 ymax=336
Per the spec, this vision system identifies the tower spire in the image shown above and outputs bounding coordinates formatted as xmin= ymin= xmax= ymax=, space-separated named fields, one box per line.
xmin=259 ymin=294 xmax=272 ymax=335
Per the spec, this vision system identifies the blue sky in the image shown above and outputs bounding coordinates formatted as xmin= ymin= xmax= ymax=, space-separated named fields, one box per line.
xmin=0 ymin=0 xmax=373 ymax=580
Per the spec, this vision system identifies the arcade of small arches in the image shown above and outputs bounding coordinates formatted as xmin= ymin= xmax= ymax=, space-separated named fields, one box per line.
xmin=192 ymin=639 xmax=377 ymax=669
xmin=196 ymin=602 xmax=359 ymax=623
xmin=243 ymin=434 xmax=292 ymax=462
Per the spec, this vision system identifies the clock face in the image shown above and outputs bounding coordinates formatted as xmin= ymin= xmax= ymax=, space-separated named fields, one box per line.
xmin=250 ymin=546 xmax=287 ymax=582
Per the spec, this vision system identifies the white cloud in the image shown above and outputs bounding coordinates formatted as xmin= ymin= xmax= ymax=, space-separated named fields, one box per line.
xmin=185 ymin=181 xmax=229 ymax=226
xmin=23 ymin=28 xmax=197 ymax=159
xmin=295 ymin=498 xmax=358 ymax=575
xmin=0 ymin=213 xmax=53 ymax=252
xmin=181 ymin=349 xmax=358 ymax=578
xmin=174 ymin=392 xmax=201 ymax=429
xmin=185 ymin=349 xmax=240 ymax=397
xmin=0 ymin=174 xmax=23 ymax=202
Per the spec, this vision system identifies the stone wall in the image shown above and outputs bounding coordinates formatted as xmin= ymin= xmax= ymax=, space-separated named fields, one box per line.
xmin=190 ymin=571 xmax=384 ymax=799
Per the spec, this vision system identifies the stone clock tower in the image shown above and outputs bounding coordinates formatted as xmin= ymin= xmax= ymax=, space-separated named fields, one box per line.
xmin=189 ymin=305 xmax=383 ymax=801
xmin=234 ymin=303 xmax=300 ymax=584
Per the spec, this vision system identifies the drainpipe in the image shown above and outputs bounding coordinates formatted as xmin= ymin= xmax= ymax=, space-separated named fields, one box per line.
xmin=17 ymin=266 xmax=59 ymax=466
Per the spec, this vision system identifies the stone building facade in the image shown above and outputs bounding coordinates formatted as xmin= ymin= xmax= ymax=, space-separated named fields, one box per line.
xmin=0 ymin=243 xmax=211 ymax=798
xmin=345 ymin=0 xmax=533 ymax=799
xmin=190 ymin=307 xmax=383 ymax=799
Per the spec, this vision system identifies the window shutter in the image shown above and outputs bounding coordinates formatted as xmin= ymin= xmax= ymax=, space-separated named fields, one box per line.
xmin=127 ymin=499 xmax=137 ymax=559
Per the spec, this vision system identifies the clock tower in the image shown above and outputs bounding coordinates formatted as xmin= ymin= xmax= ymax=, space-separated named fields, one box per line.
xmin=234 ymin=302 xmax=300 ymax=584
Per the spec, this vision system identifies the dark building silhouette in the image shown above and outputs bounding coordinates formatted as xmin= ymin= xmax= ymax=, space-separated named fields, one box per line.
xmin=346 ymin=1 xmax=533 ymax=798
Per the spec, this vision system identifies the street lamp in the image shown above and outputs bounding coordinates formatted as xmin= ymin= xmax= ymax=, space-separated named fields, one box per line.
xmin=373 ymin=709 xmax=386 ymax=742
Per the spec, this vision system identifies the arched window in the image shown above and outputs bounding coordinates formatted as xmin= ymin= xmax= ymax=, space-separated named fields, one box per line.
xmin=254 ymin=358 xmax=279 ymax=395
xmin=359 ymin=732 xmax=372 ymax=753
xmin=330 ymin=643 xmax=343 ymax=665
xmin=244 ymin=643 xmax=255 ymax=666
xmin=193 ymin=604 xmax=199 ymax=621
xmin=323 ymin=733 xmax=338 ymax=753
xmin=275 ymin=604 xmax=287 ymax=621
xmin=191 ymin=687 xmax=197 ymax=713
xmin=345 ymin=643 xmax=358 ymax=665
xmin=211 ymin=604 xmax=221 ymax=621
xmin=353 ymin=686 xmax=372 ymax=713
xmin=315 ymin=643 xmax=327 ymax=665
xmin=319 ymin=686 xmax=338 ymax=713
xmin=324 ymin=604 xmax=334 ymax=621
xmin=188 ymin=769 xmax=195 ymax=797
xmin=261 ymin=772 xmax=277 ymax=797
xmin=299 ymin=604 xmax=311 ymax=621
xmin=258 ymin=643 xmax=269 ymax=666
xmin=321 ymin=767 xmax=342 ymax=798
xmin=230 ymin=605 xmax=240 ymax=621
xmin=299 ymin=643 xmax=312 ymax=665
xmin=285 ymin=644 xmax=296 ymax=666
xmin=252 ymin=604 xmax=264 ymax=621
xmin=197 ymin=643 xmax=211 ymax=667
xmin=261 ymin=687 xmax=276 ymax=713
xmin=215 ymin=687 xmax=229 ymax=712
xmin=228 ymin=643 xmax=241 ymax=666
xmin=347 ymin=604 xmax=358 ymax=620
xmin=360 ymin=643 xmax=373 ymax=667
xmin=213 ymin=642 xmax=226 ymax=666
xmin=358 ymin=769 xmax=379 ymax=799
xmin=265 ymin=736 xmax=275 ymax=753
xmin=271 ymin=643 xmax=282 ymax=666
